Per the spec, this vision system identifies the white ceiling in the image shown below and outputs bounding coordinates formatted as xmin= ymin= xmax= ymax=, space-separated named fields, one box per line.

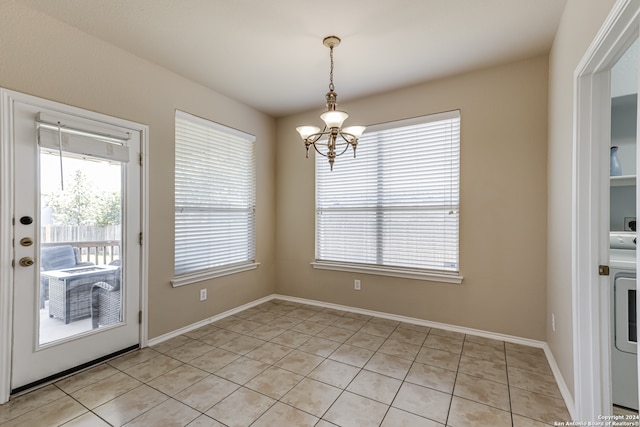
xmin=20 ymin=0 xmax=567 ymax=117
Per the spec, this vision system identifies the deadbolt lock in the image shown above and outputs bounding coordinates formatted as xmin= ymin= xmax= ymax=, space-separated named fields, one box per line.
xmin=19 ymin=257 xmax=34 ymax=267
xmin=19 ymin=237 xmax=33 ymax=247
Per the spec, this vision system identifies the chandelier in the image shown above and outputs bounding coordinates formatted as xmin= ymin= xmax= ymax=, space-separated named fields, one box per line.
xmin=296 ymin=36 xmax=366 ymax=170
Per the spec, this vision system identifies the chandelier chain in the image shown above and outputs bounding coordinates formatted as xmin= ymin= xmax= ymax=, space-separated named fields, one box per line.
xmin=329 ymin=46 xmax=335 ymax=92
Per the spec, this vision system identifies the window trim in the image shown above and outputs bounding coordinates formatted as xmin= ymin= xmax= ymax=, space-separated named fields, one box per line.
xmin=171 ymin=262 xmax=260 ymax=287
xmin=311 ymin=261 xmax=463 ymax=284
xmin=314 ymin=110 xmax=462 ymax=283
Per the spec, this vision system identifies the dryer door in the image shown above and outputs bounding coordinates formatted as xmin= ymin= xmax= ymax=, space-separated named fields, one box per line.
xmin=615 ymin=275 xmax=637 ymax=354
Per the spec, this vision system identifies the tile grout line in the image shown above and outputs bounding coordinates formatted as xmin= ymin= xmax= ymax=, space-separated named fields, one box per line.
xmin=371 ymin=322 xmax=405 ymax=427
xmin=443 ymin=331 xmax=465 ymax=427
xmin=504 ymin=338 xmax=515 ymax=427
xmin=204 ymin=309 xmax=354 ymax=425
xmin=309 ymin=315 xmax=389 ymax=426
xmin=54 ymin=358 xmax=184 ymax=427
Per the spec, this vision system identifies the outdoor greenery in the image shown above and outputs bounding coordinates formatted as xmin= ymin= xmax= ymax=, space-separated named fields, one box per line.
xmin=44 ymin=170 xmax=121 ymax=227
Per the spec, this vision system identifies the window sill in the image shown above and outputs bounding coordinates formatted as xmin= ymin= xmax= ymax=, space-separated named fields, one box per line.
xmin=171 ymin=262 xmax=260 ymax=287
xmin=311 ymin=261 xmax=463 ymax=284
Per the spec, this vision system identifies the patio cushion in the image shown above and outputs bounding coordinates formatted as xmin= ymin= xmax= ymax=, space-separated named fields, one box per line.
xmin=41 ymin=245 xmax=79 ymax=271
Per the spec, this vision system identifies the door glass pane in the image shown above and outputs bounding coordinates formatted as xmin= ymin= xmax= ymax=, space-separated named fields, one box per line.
xmin=39 ymin=149 xmax=123 ymax=345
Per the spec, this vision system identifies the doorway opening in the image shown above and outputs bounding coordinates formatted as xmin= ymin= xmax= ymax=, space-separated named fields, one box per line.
xmin=573 ymin=0 xmax=640 ymax=419
xmin=610 ymin=37 xmax=638 ymax=415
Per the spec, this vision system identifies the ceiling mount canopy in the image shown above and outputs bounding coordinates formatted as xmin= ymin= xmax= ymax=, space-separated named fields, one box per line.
xmin=296 ymin=36 xmax=366 ymax=170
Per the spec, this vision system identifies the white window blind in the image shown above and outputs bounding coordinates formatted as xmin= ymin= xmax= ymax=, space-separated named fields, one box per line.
xmin=174 ymin=110 xmax=256 ymax=280
xmin=316 ymin=110 xmax=460 ymax=275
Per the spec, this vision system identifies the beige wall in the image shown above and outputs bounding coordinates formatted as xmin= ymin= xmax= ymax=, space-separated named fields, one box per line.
xmin=276 ymin=55 xmax=549 ymax=340
xmin=546 ymin=0 xmax=616 ymax=398
xmin=0 ymin=2 xmax=277 ymax=339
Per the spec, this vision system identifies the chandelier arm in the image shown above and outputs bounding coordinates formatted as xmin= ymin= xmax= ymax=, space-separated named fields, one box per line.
xmin=305 ymin=125 xmax=330 ymax=144
xmin=310 ymin=138 xmax=354 ymax=158
xmin=335 ymin=142 xmax=351 ymax=157
xmin=306 ymin=131 xmax=326 ymax=145
xmin=338 ymin=132 xmax=358 ymax=158
xmin=312 ymin=143 xmax=330 ymax=157
xmin=338 ymin=132 xmax=357 ymax=143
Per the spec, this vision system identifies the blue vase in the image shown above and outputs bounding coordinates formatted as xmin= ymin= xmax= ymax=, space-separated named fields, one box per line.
xmin=611 ymin=146 xmax=622 ymax=176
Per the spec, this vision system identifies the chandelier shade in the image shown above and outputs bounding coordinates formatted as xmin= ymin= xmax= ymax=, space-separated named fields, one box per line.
xmin=320 ymin=110 xmax=348 ymax=129
xmin=296 ymin=36 xmax=365 ymax=170
xmin=296 ymin=126 xmax=321 ymax=140
xmin=341 ymin=126 xmax=366 ymax=141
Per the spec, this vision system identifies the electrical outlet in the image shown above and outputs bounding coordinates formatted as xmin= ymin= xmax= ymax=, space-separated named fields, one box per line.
xmin=354 ymin=279 xmax=361 ymax=291
xmin=552 ymin=313 xmax=556 ymax=332
xmin=200 ymin=289 xmax=207 ymax=301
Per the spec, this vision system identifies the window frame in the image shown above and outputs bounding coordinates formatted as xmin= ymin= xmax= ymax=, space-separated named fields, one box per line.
xmin=171 ymin=110 xmax=258 ymax=287
xmin=312 ymin=110 xmax=463 ymax=284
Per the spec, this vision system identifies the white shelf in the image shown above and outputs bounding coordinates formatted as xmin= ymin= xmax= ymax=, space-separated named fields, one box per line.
xmin=611 ymin=175 xmax=636 ymax=186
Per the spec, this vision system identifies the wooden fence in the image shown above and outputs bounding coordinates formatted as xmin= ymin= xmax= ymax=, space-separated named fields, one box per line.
xmin=41 ymin=224 xmax=120 ymax=242
xmin=41 ymin=225 xmax=121 ymax=265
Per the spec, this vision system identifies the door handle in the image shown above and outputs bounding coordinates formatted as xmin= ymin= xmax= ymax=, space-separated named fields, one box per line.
xmin=19 ymin=257 xmax=34 ymax=267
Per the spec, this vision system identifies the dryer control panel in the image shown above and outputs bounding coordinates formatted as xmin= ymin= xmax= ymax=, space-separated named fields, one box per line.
xmin=611 ymin=231 xmax=637 ymax=249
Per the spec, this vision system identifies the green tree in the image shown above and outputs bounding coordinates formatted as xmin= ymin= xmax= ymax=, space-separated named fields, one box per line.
xmin=45 ymin=170 xmax=120 ymax=226
xmin=95 ymin=191 xmax=121 ymax=226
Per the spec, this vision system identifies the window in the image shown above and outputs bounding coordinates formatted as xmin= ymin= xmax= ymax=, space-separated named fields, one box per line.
xmin=172 ymin=110 xmax=257 ymax=286
xmin=314 ymin=110 xmax=461 ymax=283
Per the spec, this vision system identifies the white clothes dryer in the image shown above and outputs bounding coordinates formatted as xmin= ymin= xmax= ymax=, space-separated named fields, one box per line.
xmin=611 ymin=232 xmax=637 ymax=411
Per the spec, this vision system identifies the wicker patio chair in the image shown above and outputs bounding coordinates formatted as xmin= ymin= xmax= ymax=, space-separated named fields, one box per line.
xmin=90 ymin=262 xmax=121 ymax=329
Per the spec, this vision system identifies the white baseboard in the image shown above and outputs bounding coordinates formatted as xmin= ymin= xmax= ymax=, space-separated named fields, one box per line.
xmin=146 ymin=293 xmax=574 ymax=418
xmin=146 ymin=295 xmax=273 ymax=347
xmin=272 ymin=294 xmax=548 ymax=349
xmin=542 ymin=342 xmax=576 ymax=419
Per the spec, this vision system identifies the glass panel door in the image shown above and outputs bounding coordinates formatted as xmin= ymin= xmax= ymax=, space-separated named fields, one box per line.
xmin=8 ymin=93 xmax=141 ymax=392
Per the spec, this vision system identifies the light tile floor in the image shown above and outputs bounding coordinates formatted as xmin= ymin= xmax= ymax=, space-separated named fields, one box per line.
xmin=1 ymin=299 xmax=572 ymax=426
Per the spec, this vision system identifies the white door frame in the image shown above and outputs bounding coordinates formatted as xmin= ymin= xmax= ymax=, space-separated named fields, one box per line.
xmin=573 ymin=0 xmax=639 ymax=419
xmin=0 ymin=89 xmax=149 ymax=404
